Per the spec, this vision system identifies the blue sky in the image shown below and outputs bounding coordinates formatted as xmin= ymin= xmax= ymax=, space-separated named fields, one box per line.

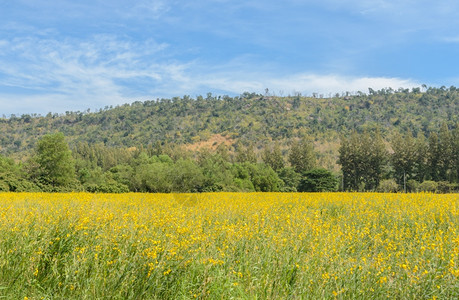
xmin=1 ymin=0 xmax=459 ymax=115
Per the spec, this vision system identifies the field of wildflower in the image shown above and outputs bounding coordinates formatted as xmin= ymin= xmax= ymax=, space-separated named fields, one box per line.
xmin=0 ymin=192 xmax=457 ymax=299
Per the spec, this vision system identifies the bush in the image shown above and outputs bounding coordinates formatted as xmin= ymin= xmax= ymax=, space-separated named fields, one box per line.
xmin=233 ymin=162 xmax=282 ymax=192
xmin=450 ymin=183 xmax=459 ymax=193
xmin=0 ymin=173 xmax=42 ymax=192
xmin=377 ymin=179 xmax=399 ymax=193
xmin=97 ymin=182 xmax=130 ymax=193
xmin=435 ymin=181 xmax=459 ymax=193
xmin=0 ymin=180 xmax=9 ymax=191
xmin=250 ymin=164 xmax=282 ymax=192
xmin=84 ymin=181 xmax=130 ymax=193
xmin=298 ymin=168 xmax=337 ymax=192
xmin=233 ymin=178 xmax=255 ymax=192
xmin=419 ymin=181 xmax=438 ymax=193
xmin=278 ymin=167 xmax=301 ymax=192
xmin=406 ymin=179 xmax=420 ymax=193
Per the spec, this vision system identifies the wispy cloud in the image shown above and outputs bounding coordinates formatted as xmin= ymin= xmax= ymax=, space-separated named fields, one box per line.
xmin=0 ymin=31 xmax=419 ymax=115
xmin=194 ymin=72 xmax=419 ymax=97
xmin=128 ymin=0 xmax=170 ymax=19
xmin=0 ymin=34 xmax=184 ymax=114
xmin=0 ymin=0 xmax=457 ymax=115
xmin=441 ymin=36 xmax=459 ymax=43
xmin=0 ymin=35 xmax=168 ymax=92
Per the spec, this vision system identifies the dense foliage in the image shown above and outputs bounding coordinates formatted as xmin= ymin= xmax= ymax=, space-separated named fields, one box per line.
xmin=1 ymin=87 xmax=457 ymax=160
xmin=0 ymin=87 xmax=458 ymax=193
xmin=297 ymin=168 xmax=338 ymax=192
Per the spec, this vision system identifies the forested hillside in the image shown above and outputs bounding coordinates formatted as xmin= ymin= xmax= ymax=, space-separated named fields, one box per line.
xmin=0 ymin=86 xmax=458 ymax=193
xmin=1 ymin=86 xmax=458 ymax=160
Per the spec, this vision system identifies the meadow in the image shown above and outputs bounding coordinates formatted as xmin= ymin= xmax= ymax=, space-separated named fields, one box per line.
xmin=0 ymin=192 xmax=457 ymax=299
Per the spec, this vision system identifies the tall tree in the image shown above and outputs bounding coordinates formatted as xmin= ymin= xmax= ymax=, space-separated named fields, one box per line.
xmin=338 ymin=130 xmax=388 ymax=191
xmin=338 ymin=132 xmax=362 ymax=191
xmin=391 ymin=131 xmax=417 ymax=189
xmin=235 ymin=142 xmax=257 ymax=164
xmin=364 ymin=130 xmax=388 ymax=190
xmin=298 ymin=168 xmax=338 ymax=192
xmin=452 ymin=124 xmax=459 ymax=182
xmin=427 ymin=132 xmax=441 ymax=181
xmin=437 ymin=123 xmax=453 ymax=181
xmin=413 ymin=134 xmax=428 ymax=182
xmin=31 ymin=132 xmax=76 ymax=188
xmin=262 ymin=142 xmax=285 ymax=171
xmin=288 ymin=136 xmax=316 ymax=174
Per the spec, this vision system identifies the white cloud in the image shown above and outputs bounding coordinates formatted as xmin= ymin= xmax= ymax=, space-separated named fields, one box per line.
xmin=195 ymin=72 xmax=419 ymax=97
xmin=441 ymin=36 xmax=459 ymax=43
xmin=0 ymin=35 xmax=174 ymax=113
xmin=5 ymin=0 xmax=171 ymax=23
xmin=0 ymin=14 xmax=423 ymax=116
xmin=0 ymin=38 xmax=129 ymax=114
xmin=0 ymin=62 xmax=420 ymax=115
xmin=0 ymin=93 xmax=126 ymax=116
xmin=129 ymin=0 xmax=170 ymax=19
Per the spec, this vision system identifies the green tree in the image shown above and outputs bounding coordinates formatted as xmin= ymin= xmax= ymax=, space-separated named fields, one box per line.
xmin=288 ymin=136 xmax=316 ymax=174
xmin=216 ymin=143 xmax=230 ymax=162
xmin=452 ymin=124 xmax=459 ymax=182
xmin=376 ymin=179 xmax=399 ymax=193
xmin=248 ymin=163 xmax=282 ymax=192
xmin=233 ymin=162 xmax=282 ymax=192
xmin=413 ymin=135 xmax=428 ymax=182
xmin=338 ymin=132 xmax=362 ymax=191
xmin=277 ymin=167 xmax=301 ymax=192
xmin=262 ymin=142 xmax=284 ymax=171
xmin=364 ymin=130 xmax=388 ymax=190
xmin=298 ymin=168 xmax=337 ymax=192
xmin=437 ymin=123 xmax=454 ymax=181
xmin=0 ymin=154 xmax=38 ymax=192
xmin=31 ymin=132 xmax=76 ymax=188
xmin=427 ymin=132 xmax=441 ymax=181
xmin=338 ymin=131 xmax=388 ymax=191
xmin=231 ymin=163 xmax=256 ymax=191
xmin=235 ymin=142 xmax=257 ymax=164
xmin=198 ymin=150 xmax=234 ymax=192
xmin=108 ymin=164 xmax=134 ymax=189
xmin=419 ymin=180 xmax=438 ymax=192
xmin=133 ymin=162 xmax=173 ymax=193
xmin=391 ymin=131 xmax=417 ymax=190
xmin=169 ymin=159 xmax=204 ymax=192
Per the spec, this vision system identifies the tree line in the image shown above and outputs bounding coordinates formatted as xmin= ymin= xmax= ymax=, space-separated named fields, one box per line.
xmin=0 ymin=133 xmax=332 ymax=193
xmin=339 ymin=123 xmax=459 ymax=192
xmin=0 ymin=124 xmax=457 ymax=193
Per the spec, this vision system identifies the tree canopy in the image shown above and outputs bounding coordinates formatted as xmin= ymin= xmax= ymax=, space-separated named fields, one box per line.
xmin=0 ymin=87 xmax=458 ymax=193
xmin=30 ymin=132 xmax=76 ymax=189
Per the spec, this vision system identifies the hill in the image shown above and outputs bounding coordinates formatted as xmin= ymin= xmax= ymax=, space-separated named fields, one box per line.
xmin=1 ymin=87 xmax=458 ymax=169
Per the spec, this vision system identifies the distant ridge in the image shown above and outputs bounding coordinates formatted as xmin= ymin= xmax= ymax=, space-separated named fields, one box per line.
xmin=1 ymin=87 xmax=458 ymax=164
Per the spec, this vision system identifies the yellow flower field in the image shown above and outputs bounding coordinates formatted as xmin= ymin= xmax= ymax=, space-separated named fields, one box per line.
xmin=0 ymin=192 xmax=457 ymax=299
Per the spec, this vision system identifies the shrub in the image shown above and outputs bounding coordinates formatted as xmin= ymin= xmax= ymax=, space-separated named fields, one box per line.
xmin=0 ymin=173 xmax=42 ymax=192
xmin=450 ymin=183 xmax=459 ymax=193
xmin=298 ymin=168 xmax=338 ymax=192
xmin=0 ymin=180 xmax=9 ymax=191
xmin=419 ymin=181 xmax=438 ymax=193
xmin=84 ymin=181 xmax=129 ymax=193
xmin=435 ymin=181 xmax=458 ymax=194
xmin=377 ymin=179 xmax=399 ymax=193
xmin=277 ymin=167 xmax=301 ymax=192
xmin=97 ymin=182 xmax=130 ymax=193
xmin=406 ymin=179 xmax=420 ymax=193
